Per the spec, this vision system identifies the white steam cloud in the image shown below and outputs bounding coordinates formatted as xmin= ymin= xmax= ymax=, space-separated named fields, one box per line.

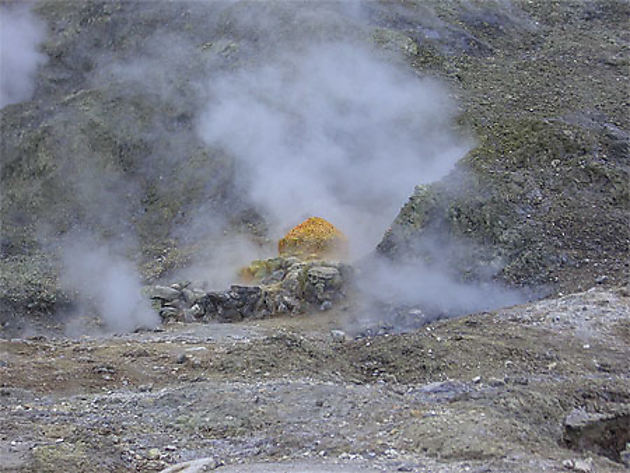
xmin=198 ymin=43 xmax=471 ymax=257
xmin=59 ymin=234 xmax=160 ymax=334
xmin=0 ymin=3 xmax=48 ymax=107
xmin=357 ymin=255 xmax=525 ymax=319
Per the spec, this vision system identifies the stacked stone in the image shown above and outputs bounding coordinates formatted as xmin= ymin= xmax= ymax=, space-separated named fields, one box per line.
xmin=150 ymin=283 xmax=206 ymax=322
xmin=151 ymin=259 xmax=351 ymax=324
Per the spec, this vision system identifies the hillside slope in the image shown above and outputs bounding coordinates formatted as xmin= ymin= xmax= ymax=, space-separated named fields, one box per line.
xmin=0 ymin=0 xmax=628 ymax=323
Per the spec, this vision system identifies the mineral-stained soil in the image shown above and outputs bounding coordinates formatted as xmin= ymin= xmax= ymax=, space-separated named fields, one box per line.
xmin=1 ymin=285 xmax=629 ymax=472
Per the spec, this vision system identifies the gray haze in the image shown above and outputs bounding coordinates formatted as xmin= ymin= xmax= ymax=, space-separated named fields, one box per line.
xmin=0 ymin=3 xmax=48 ymax=107
xmin=59 ymin=233 xmax=160 ymax=334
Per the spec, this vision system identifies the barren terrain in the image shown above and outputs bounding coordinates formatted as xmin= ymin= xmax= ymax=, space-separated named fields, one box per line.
xmin=2 ymin=285 xmax=629 ymax=472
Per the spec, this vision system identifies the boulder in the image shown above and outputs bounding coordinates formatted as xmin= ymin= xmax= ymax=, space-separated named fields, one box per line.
xmin=150 ymin=286 xmax=182 ymax=302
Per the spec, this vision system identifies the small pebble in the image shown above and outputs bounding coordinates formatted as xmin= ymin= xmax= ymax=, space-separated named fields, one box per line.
xmin=330 ymin=330 xmax=347 ymax=342
xmin=146 ymin=448 xmax=161 ymax=460
xmin=320 ymin=301 xmax=333 ymax=311
xmin=488 ymin=377 xmax=505 ymax=387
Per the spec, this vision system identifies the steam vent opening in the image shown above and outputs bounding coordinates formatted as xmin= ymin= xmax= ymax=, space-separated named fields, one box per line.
xmin=278 ymin=216 xmax=348 ymax=260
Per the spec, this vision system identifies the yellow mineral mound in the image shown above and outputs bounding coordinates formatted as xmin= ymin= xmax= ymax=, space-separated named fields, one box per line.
xmin=278 ymin=217 xmax=347 ymax=260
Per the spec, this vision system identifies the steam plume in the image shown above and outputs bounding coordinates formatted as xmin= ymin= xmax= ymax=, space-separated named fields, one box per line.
xmin=0 ymin=3 xmax=48 ymax=107
xmin=198 ymin=42 xmax=471 ymax=257
xmin=59 ymin=234 xmax=160 ymax=334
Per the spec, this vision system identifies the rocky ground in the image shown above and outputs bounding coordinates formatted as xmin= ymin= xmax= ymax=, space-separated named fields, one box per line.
xmin=1 ymin=284 xmax=629 ymax=472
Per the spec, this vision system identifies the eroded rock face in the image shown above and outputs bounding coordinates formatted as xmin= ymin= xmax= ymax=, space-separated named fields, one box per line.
xmin=151 ymin=258 xmax=352 ymax=323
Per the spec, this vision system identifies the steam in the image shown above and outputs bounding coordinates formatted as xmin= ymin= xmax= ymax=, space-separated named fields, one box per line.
xmin=174 ymin=233 xmax=264 ymax=291
xmin=59 ymin=234 xmax=159 ymax=334
xmin=357 ymin=254 xmax=526 ymax=319
xmin=198 ymin=43 xmax=471 ymax=257
xmin=0 ymin=3 xmax=48 ymax=107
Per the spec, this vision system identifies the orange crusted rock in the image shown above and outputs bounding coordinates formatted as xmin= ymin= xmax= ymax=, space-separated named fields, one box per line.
xmin=278 ymin=217 xmax=347 ymax=260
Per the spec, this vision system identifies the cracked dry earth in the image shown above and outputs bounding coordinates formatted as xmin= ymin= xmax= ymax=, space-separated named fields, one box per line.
xmin=1 ymin=286 xmax=629 ymax=473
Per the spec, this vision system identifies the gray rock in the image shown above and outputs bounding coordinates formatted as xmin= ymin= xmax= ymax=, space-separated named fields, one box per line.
xmin=159 ymin=307 xmax=180 ymax=319
xmin=320 ymin=301 xmax=333 ymax=311
xmin=488 ymin=377 xmax=506 ymax=387
xmin=151 ymin=286 xmax=181 ymax=302
xmin=158 ymin=457 xmax=221 ymax=473
xmin=564 ymin=408 xmax=630 ymax=462
xmin=303 ymin=265 xmax=344 ymax=304
xmin=572 ymin=458 xmax=593 ymax=473
xmin=153 ymin=257 xmax=351 ymax=324
xmin=182 ymin=288 xmax=195 ymax=303
xmin=595 ymin=275 xmax=609 ymax=284
xmin=146 ymin=448 xmax=161 ymax=460
xmin=330 ymin=330 xmax=348 ymax=342
xmin=183 ymin=304 xmax=204 ymax=322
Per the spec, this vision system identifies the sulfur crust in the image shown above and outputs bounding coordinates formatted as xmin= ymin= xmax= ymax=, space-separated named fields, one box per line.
xmin=277 ymin=217 xmax=347 ymax=259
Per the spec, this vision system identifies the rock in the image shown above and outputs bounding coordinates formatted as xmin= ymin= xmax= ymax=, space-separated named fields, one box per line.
xmin=595 ymin=275 xmax=609 ymax=284
xmin=151 ymin=286 xmax=181 ymax=302
xmin=303 ymin=265 xmax=344 ymax=304
xmin=146 ymin=448 xmax=161 ymax=460
xmin=181 ymin=288 xmax=194 ymax=303
xmin=572 ymin=458 xmax=593 ymax=473
xmin=158 ymin=457 xmax=221 ymax=473
xmin=488 ymin=377 xmax=506 ymax=387
xmin=377 ymin=184 xmax=437 ymax=257
xmin=330 ymin=329 xmax=348 ymax=342
xmin=183 ymin=304 xmax=204 ymax=322
xmin=154 ymin=257 xmax=351 ymax=324
xmin=159 ymin=307 xmax=180 ymax=320
xmin=200 ymin=285 xmax=266 ymax=322
xmin=564 ymin=408 xmax=630 ymax=462
xmin=621 ymin=446 xmax=630 ymax=467
xmin=319 ymin=300 xmax=332 ymax=311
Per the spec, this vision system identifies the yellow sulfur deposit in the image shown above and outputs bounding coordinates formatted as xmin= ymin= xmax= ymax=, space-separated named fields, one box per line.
xmin=278 ymin=217 xmax=347 ymax=260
